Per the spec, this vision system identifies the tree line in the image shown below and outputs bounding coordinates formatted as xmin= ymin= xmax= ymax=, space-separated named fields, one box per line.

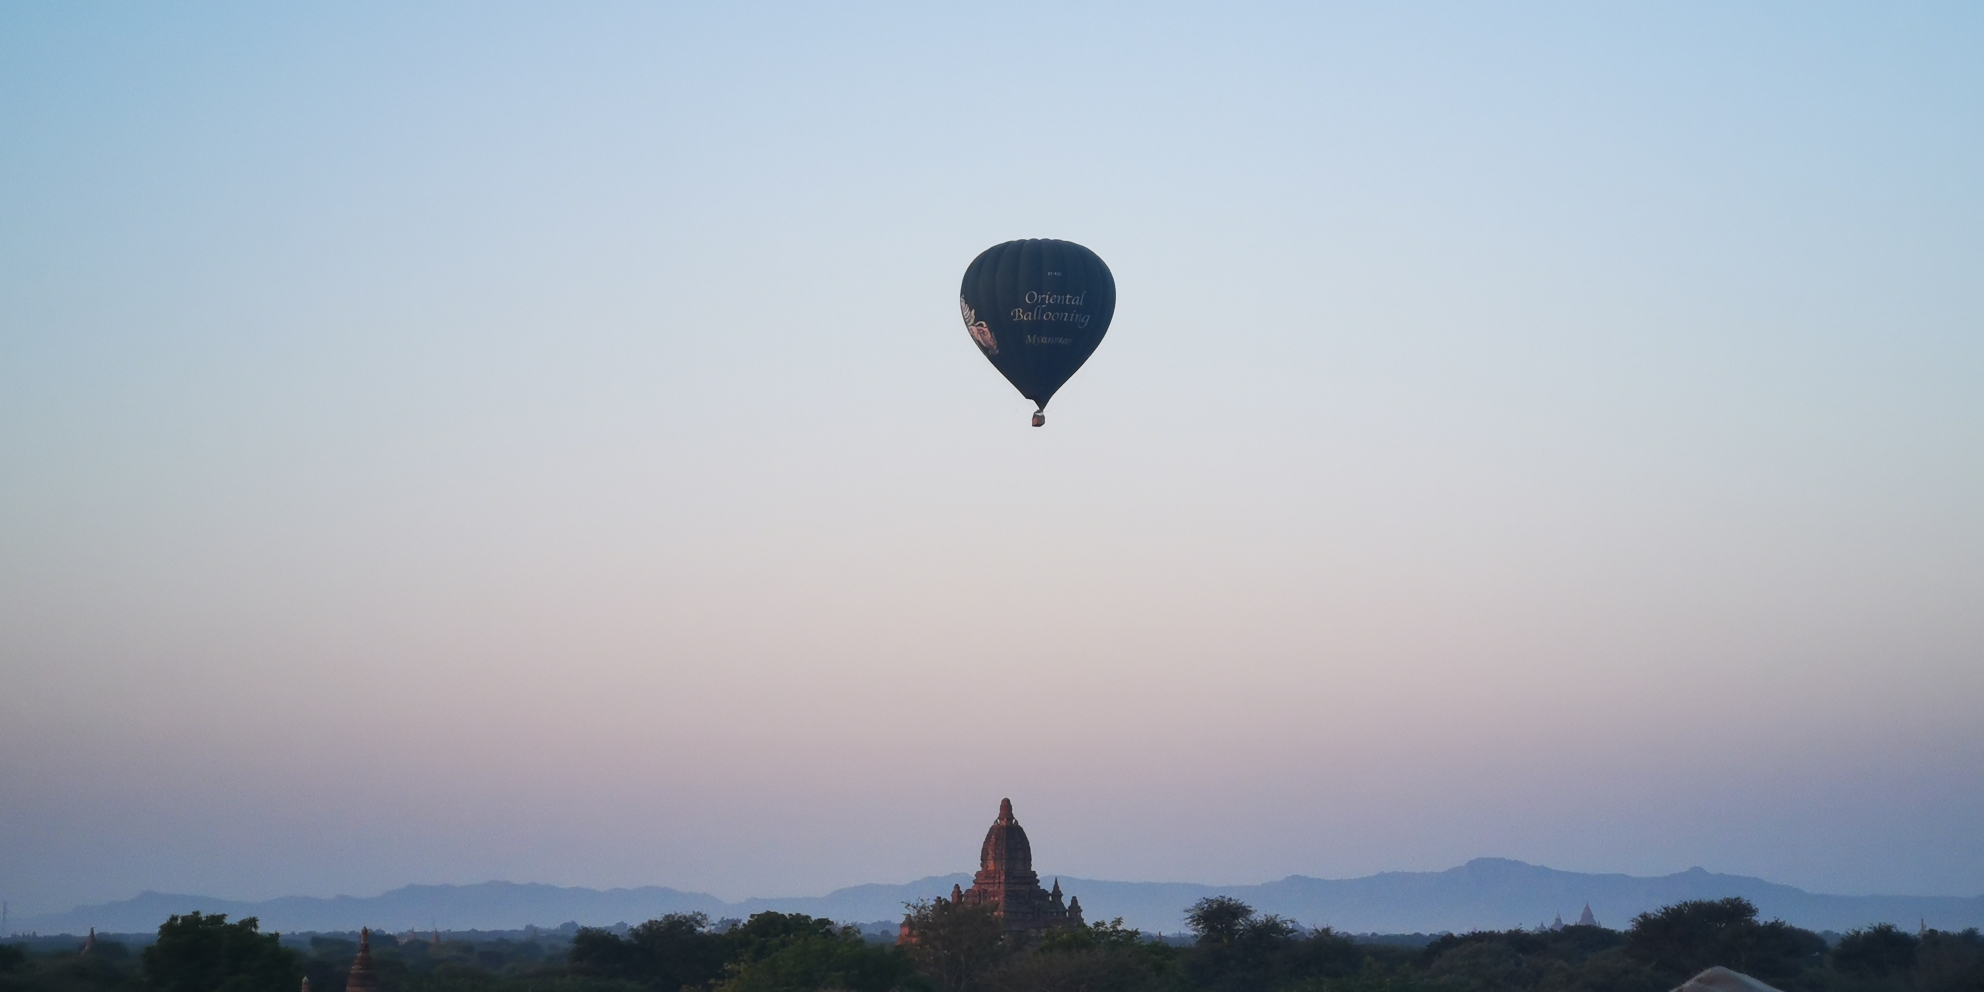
xmin=4 ymin=896 xmax=1982 ymax=992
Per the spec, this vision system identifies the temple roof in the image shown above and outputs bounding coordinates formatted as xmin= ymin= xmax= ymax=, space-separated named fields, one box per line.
xmin=979 ymin=798 xmax=1033 ymax=874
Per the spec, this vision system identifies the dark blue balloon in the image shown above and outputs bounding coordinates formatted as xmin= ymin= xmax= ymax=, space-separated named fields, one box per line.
xmin=959 ymin=240 xmax=1116 ymax=425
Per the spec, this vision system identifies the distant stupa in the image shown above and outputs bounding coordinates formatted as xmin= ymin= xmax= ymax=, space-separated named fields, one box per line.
xmin=1577 ymin=903 xmax=1598 ymax=927
xmin=346 ymin=928 xmax=382 ymax=992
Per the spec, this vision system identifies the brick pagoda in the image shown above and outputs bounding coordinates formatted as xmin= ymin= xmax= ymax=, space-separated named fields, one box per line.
xmin=907 ymin=798 xmax=1084 ymax=940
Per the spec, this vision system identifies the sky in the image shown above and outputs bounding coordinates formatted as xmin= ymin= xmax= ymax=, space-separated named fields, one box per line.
xmin=2 ymin=2 xmax=1981 ymax=920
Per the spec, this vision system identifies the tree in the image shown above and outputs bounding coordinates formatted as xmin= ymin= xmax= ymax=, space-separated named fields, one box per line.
xmin=1424 ymin=938 xmax=1571 ymax=992
xmin=568 ymin=914 xmax=729 ymax=991
xmin=143 ymin=913 xmax=299 ymax=992
xmin=1832 ymin=923 xmax=1919 ymax=978
xmin=1184 ymin=899 xmax=1254 ymax=948
xmin=999 ymin=919 xmax=1175 ymax=992
xmin=1623 ymin=898 xmax=1823 ymax=986
xmin=981 ymin=948 xmax=1163 ymax=992
xmin=719 ymin=913 xmax=844 ymax=965
xmin=1918 ymin=928 xmax=1984 ymax=992
xmin=1183 ymin=898 xmax=1296 ymax=948
xmin=712 ymin=919 xmax=920 ymax=992
xmin=1032 ymin=919 xmax=1153 ymax=956
xmin=1181 ymin=898 xmax=1302 ymax=992
xmin=569 ymin=927 xmax=637 ymax=978
xmin=1281 ymin=928 xmax=1370 ymax=983
xmin=898 ymin=899 xmax=1007 ymax=992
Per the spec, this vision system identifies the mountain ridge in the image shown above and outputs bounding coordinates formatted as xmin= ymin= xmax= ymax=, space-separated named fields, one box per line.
xmin=16 ymin=859 xmax=1982 ymax=936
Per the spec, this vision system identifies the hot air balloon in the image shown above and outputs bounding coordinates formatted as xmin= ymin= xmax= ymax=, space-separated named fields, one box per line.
xmin=959 ymin=239 xmax=1115 ymax=426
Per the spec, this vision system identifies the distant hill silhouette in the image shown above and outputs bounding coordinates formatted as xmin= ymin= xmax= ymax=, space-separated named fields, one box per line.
xmin=17 ymin=860 xmax=1983 ymax=936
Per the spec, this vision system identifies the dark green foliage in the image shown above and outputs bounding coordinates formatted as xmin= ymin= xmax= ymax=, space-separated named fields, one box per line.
xmin=712 ymin=918 xmax=919 ymax=992
xmin=16 ymin=899 xmax=1978 ymax=992
xmin=566 ymin=911 xmax=921 ymax=992
xmin=142 ymin=914 xmax=299 ymax=992
xmin=1184 ymin=899 xmax=1256 ymax=948
xmin=1181 ymin=897 xmax=1304 ymax=992
xmin=1832 ymin=924 xmax=1919 ymax=978
xmin=1278 ymin=974 xmax=1441 ymax=992
xmin=999 ymin=919 xmax=1178 ymax=992
xmin=1425 ymin=938 xmax=1571 ymax=991
xmin=1395 ymin=928 xmax=1650 ymax=992
xmin=1278 ymin=928 xmax=1366 ymax=981
xmin=294 ymin=930 xmax=604 ymax=992
xmin=1625 ymin=898 xmax=1826 ymax=987
xmin=1184 ymin=897 xmax=1299 ymax=948
xmin=567 ymin=914 xmax=727 ymax=991
xmin=1420 ymin=926 xmax=1624 ymax=970
xmin=1033 ymin=919 xmax=1164 ymax=958
xmin=720 ymin=913 xmax=842 ymax=966
xmin=0 ymin=940 xmax=144 ymax=992
xmin=897 ymin=900 xmax=1006 ymax=992
xmin=1916 ymin=928 xmax=1984 ymax=992
xmin=1549 ymin=947 xmax=1668 ymax=992
xmin=1625 ymin=897 xmax=1760 ymax=976
xmin=981 ymin=948 xmax=1165 ymax=992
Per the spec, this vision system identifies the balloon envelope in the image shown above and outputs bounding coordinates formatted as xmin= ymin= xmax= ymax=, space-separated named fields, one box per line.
xmin=959 ymin=239 xmax=1116 ymax=414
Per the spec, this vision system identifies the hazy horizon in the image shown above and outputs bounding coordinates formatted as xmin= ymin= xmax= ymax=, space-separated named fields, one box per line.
xmin=24 ymin=856 xmax=1984 ymax=940
xmin=3 ymin=4 xmax=1980 ymax=920
xmin=28 ymin=855 xmax=1984 ymax=914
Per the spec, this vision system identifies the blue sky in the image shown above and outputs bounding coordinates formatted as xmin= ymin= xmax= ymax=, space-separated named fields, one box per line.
xmin=2 ymin=2 xmax=1981 ymax=918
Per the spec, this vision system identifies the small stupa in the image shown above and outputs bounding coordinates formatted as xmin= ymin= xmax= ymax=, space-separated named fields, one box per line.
xmin=1577 ymin=903 xmax=1598 ymax=927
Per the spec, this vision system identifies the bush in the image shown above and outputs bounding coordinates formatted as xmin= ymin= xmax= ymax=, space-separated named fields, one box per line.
xmin=1624 ymin=898 xmax=1824 ymax=987
xmin=142 ymin=913 xmax=299 ymax=992
xmin=1832 ymin=924 xmax=1919 ymax=978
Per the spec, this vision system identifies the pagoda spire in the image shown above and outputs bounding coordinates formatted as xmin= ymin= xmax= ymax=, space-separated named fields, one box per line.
xmin=346 ymin=928 xmax=382 ymax=992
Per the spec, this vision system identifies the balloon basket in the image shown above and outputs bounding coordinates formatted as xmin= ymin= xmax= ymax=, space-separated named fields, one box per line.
xmin=1031 ymin=411 xmax=1045 ymax=427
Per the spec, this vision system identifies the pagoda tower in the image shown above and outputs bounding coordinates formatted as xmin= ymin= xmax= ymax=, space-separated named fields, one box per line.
xmin=345 ymin=928 xmax=382 ymax=992
xmin=956 ymin=799 xmax=1083 ymax=936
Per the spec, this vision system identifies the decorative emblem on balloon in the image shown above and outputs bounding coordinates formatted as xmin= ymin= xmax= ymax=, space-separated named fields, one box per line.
xmin=960 ymin=298 xmax=998 ymax=355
